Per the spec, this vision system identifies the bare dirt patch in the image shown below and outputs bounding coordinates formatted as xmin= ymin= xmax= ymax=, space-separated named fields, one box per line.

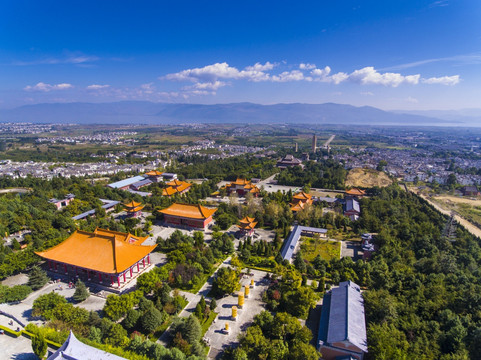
xmin=345 ymin=168 xmax=392 ymax=188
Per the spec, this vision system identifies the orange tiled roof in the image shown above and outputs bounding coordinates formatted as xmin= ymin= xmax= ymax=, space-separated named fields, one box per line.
xmin=162 ymin=187 xmax=178 ymax=196
xmin=250 ymin=186 xmax=260 ymax=193
xmin=176 ymin=181 xmax=192 ymax=192
xmin=124 ymin=205 xmax=144 ymax=213
xmin=239 ymin=216 xmax=257 ymax=230
xmin=239 ymin=216 xmax=255 ymax=224
xmin=124 ymin=200 xmax=142 ymax=208
xmin=293 ymin=192 xmax=312 ymax=201
xmin=291 ymin=201 xmax=308 ymax=212
xmin=146 ymin=170 xmax=163 ymax=176
xmin=346 ymin=188 xmax=366 ymax=196
xmin=35 ymin=229 xmax=156 ymax=274
xmin=159 ymin=203 xmax=217 ymax=219
xmin=166 ymin=179 xmax=184 ymax=186
xmin=232 ymin=178 xmax=249 ymax=186
xmin=93 ymin=228 xmax=148 ymax=244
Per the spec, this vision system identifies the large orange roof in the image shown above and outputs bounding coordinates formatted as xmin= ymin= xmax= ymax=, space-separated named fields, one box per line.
xmin=291 ymin=201 xmax=309 ymax=212
xmin=159 ymin=203 xmax=217 ymax=219
xmin=346 ymin=188 xmax=366 ymax=196
xmin=93 ymin=228 xmax=148 ymax=244
xmin=176 ymin=181 xmax=191 ymax=192
xmin=239 ymin=216 xmax=257 ymax=230
xmin=35 ymin=229 xmax=156 ymax=274
xmin=162 ymin=181 xmax=191 ymax=196
xmin=232 ymin=178 xmax=250 ymax=185
xmin=146 ymin=170 xmax=163 ymax=176
xmin=239 ymin=216 xmax=255 ymax=224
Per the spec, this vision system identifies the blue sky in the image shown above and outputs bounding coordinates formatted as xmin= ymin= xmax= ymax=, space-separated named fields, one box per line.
xmin=0 ymin=0 xmax=480 ymax=110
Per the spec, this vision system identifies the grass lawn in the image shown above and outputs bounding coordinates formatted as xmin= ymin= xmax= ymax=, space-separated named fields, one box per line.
xmin=201 ymin=311 xmax=218 ymax=336
xmin=300 ymin=236 xmax=341 ymax=262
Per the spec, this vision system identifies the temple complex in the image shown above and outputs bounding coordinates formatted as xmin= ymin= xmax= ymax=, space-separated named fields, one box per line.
xmin=238 ymin=216 xmax=257 ymax=236
xmin=35 ymin=228 xmax=156 ymax=289
xmin=123 ymin=200 xmax=144 ymax=217
xmin=225 ymin=178 xmax=260 ymax=197
xmin=159 ymin=203 xmax=217 ymax=229
xmin=162 ymin=179 xmax=192 ymax=196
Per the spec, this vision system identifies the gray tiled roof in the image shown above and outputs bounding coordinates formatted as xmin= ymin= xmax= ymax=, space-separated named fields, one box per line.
xmin=107 ymin=175 xmax=145 ymax=189
xmin=326 ymin=281 xmax=368 ymax=353
xmin=345 ymin=198 xmax=360 ymax=213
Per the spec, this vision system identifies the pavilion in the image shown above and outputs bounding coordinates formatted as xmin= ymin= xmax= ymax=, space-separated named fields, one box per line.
xmin=162 ymin=179 xmax=192 ymax=196
xmin=35 ymin=228 xmax=156 ymax=288
xmin=123 ymin=200 xmax=144 ymax=217
xmin=159 ymin=203 xmax=217 ymax=229
xmin=290 ymin=191 xmax=313 ymax=212
xmin=238 ymin=216 xmax=257 ymax=237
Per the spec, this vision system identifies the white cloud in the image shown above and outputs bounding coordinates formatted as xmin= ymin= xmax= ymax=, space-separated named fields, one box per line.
xmin=24 ymin=82 xmax=73 ymax=92
xmin=160 ymin=62 xmax=460 ymax=97
xmin=272 ymin=70 xmax=305 ymax=82
xmin=348 ymin=67 xmax=420 ymax=87
xmin=299 ymin=63 xmax=316 ymax=70
xmin=163 ymin=62 xmax=274 ymax=83
xmin=86 ymin=84 xmax=110 ymax=90
xmin=13 ymin=54 xmax=99 ymax=66
xmin=421 ymin=75 xmax=460 ymax=85
xmin=406 ymin=96 xmax=419 ymax=103
xmin=360 ymin=91 xmax=374 ymax=96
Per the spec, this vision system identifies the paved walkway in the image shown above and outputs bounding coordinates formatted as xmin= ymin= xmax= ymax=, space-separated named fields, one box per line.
xmin=205 ymin=269 xmax=270 ymax=359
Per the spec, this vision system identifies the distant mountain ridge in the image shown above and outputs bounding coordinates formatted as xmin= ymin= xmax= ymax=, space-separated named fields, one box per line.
xmin=0 ymin=101 xmax=462 ymax=125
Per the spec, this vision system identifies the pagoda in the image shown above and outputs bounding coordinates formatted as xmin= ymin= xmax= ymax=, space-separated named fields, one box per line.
xmin=35 ymin=228 xmax=155 ymax=288
xmin=123 ymin=200 xmax=144 ymax=218
xmin=238 ymin=216 xmax=257 ymax=236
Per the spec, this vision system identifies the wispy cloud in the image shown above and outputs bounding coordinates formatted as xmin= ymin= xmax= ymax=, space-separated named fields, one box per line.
xmin=381 ymin=53 xmax=481 ymax=71
xmin=12 ymin=52 xmax=99 ymax=66
xmin=24 ymin=82 xmax=73 ymax=92
xmin=429 ymin=0 xmax=449 ymax=8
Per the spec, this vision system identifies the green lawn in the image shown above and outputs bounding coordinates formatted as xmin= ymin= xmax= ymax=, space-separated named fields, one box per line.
xmin=201 ymin=311 xmax=218 ymax=336
xmin=300 ymin=236 xmax=341 ymax=262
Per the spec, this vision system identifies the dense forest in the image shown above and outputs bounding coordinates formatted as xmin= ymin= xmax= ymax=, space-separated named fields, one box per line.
xmin=352 ymin=186 xmax=481 ymax=359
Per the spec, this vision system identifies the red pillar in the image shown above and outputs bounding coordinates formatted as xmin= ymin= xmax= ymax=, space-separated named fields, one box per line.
xmin=137 ymin=262 xmax=140 ymax=272
xmin=98 ymin=272 xmax=102 ymax=283
xmin=147 ymin=254 xmax=150 ymax=264
xmin=110 ymin=275 xmax=114 ymax=286
xmin=54 ymin=262 xmax=57 ymax=271
xmin=123 ymin=273 xmax=126 ymax=282
xmin=117 ymin=276 xmax=120 ymax=287
xmin=130 ymin=267 xmax=133 ymax=277
xmin=64 ymin=264 xmax=68 ymax=274
xmin=142 ymin=258 xmax=145 ymax=268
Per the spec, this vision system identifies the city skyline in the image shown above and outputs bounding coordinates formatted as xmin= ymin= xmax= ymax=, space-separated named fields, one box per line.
xmin=1 ymin=1 xmax=480 ymax=110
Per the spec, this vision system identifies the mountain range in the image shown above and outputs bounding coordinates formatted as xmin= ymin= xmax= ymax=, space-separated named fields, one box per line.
xmin=0 ymin=101 xmax=474 ymax=126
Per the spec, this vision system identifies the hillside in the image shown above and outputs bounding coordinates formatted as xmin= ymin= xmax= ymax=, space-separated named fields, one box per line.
xmin=345 ymin=168 xmax=393 ymax=188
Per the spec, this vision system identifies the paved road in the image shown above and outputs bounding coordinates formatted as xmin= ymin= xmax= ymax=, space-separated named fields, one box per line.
xmin=0 ymin=332 xmax=37 ymax=360
xmin=323 ymin=134 xmax=336 ymax=147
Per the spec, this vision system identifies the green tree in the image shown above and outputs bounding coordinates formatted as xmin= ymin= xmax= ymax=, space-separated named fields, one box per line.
xmin=183 ymin=315 xmax=202 ymax=344
xmin=212 ymin=267 xmax=239 ymax=296
xmin=72 ymin=279 xmax=89 ymax=303
xmin=27 ymin=266 xmax=49 ymax=290
xmin=32 ymin=332 xmax=48 ymax=359
xmin=123 ymin=309 xmax=141 ymax=330
xmin=141 ymin=307 xmax=165 ymax=334
xmin=32 ymin=292 xmax=67 ymax=319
